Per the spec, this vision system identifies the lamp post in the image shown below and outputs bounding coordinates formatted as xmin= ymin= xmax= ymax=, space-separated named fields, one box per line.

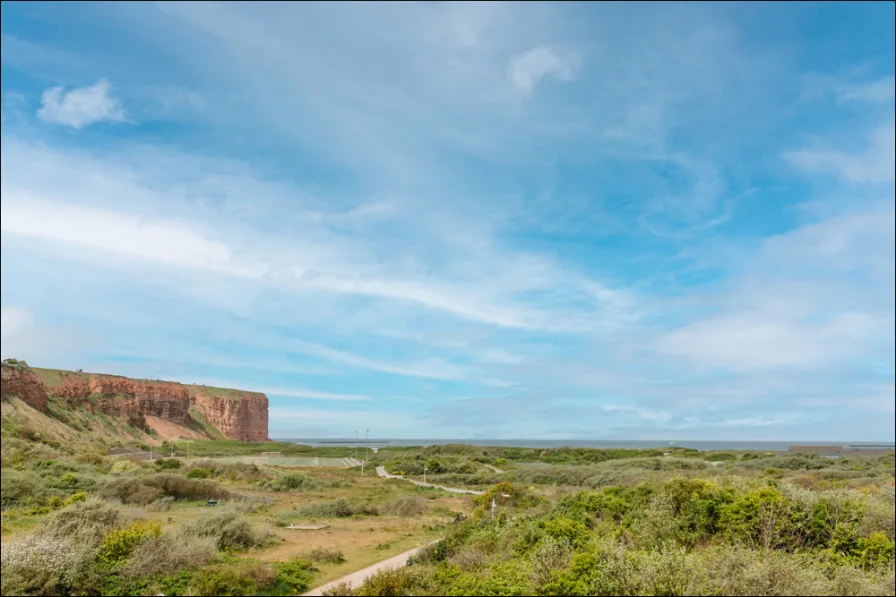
xmin=424 ymin=464 xmax=427 ymax=486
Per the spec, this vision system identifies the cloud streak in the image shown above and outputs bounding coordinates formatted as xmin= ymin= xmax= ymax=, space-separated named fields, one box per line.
xmin=1 ymin=2 xmax=893 ymax=440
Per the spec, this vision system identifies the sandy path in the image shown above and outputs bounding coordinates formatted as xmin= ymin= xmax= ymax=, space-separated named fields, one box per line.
xmin=483 ymin=464 xmax=505 ymax=474
xmin=302 ymin=540 xmax=440 ymax=596
xmin=376 ymin=466 xmax=484 ymax=495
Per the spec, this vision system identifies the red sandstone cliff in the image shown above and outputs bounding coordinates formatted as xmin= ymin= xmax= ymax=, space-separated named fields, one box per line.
xmin=56 ymin=376 xmax=191 ymax=425
xmin=0 ymin=365 xmax=48 ymax=411
xmin=189 ymin=389 xmax=269 ymax=442
xmin=0 ymin=364 xmax=268 ymax=442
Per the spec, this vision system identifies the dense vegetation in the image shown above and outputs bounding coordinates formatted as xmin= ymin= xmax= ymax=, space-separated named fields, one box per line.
xmin=332 ymin=468 xmax=895 ymax=596
xmin=3 ymin=385 xmax=894 ymax=596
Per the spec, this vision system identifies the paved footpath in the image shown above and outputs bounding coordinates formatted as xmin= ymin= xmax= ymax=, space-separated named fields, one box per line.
xmin=302 ymin=540 xmax=440 ymax=596
xmin=376 ymin=466 xmax=484 ymax=495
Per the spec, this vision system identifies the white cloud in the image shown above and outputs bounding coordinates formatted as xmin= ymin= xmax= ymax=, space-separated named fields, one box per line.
xmin=786 ymin=120 xmax=895 ymax=184
xmin=0 ymin=196 xmax=258 ymax=277
xmin=0 ymin=138 xmax=633 ymax=334
xmin=836 ymin=76 xmax=895 ymax=103
xmin=508 ymin=46 xmax=579 ymax=94
xmin=654 ymin=312 xmax=880 ymax=371
xmin=37 ymin=79 xmax=125 ymax=129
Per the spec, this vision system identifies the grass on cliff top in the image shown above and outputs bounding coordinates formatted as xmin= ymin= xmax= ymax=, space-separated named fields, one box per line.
xmin=28 ymin=368 xmax=90 ymax=389
xmin=24 ymin=366 xmax=265 ymax=401
xmin=185 ymin=384 xmax=266 ymax=400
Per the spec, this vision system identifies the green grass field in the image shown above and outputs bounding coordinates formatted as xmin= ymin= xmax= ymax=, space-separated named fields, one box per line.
xmin=206 ymin=455 xmax=349 ymax=468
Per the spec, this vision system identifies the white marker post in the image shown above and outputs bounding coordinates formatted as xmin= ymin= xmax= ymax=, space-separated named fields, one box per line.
xmin=424 ymin=465 xmax=428 ymax=486
xmin=491 ymin=498 xmax=496 ymax=520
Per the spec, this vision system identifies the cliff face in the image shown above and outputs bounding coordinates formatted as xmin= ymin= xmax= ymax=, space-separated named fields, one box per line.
xmin=0 ymin=366 xmax=48 ymax=411
xmin=55 ymin=376 xmax=191 ymax=425
xmin=190 ymin=390 xmax=269 ymax=442
xmin=0 ymin=364 xmax=268 ymax=442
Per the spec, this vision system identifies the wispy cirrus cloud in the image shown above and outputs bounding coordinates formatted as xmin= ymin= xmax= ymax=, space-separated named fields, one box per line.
xmin=1 ymin=2 xmax=893 ymax=440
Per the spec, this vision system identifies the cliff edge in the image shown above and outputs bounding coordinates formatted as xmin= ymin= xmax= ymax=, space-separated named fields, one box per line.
xmin=0 ymin=360 xmax=269 ymax=442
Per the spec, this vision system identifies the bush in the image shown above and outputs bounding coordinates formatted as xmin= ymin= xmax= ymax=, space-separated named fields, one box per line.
xmin=381 ymin=496 xmax=428 ymax=517
xmin=308 ymin=547 xmax=346 ymax=564
xmin=0 ymin=533 xmax=76 ymax=596
xmin=145 ymin=496 xmax=175 ymax=512
xmin=190 ymin=560 xmax=276 ymax=596
xmin=352 ymin=566 xmax=418 ymax=596
xmin=263 ymin=473 xmax=322 ymax=492
xmin=184 ymin=509 xmax=273 ymax=551
xmin=154 ymin=458 xmax=182 ymax=470
xmin=1 ymin=469 xmax=53 ymax=509
xmin=99 ymin=473 xmax=229 ymax=505
xmin=187 ymin=467 xmax=212 ymax=479
xmin=44 ymin=498 xmax=122 ymax=541
xmin=99 ymin=520 xmax=162 ymax=564
xmin=187 ymin=462 xmax=268 ymax=482
xmin=297 ymin=498 xmax=378 ymax=519
xmin=124 ymin=531 xmax=217 ymax=578
xmin=1 ymin=499 xmax=122 ymax=595
xmin=852 ymin=532 xmax=895 ymax=569
xmin=273 ymin=559 xmax=316 ymax=594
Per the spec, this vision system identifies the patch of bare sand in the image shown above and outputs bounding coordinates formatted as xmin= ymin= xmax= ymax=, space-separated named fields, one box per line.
xmin=144 ymin=415 xmax=206 ymax=440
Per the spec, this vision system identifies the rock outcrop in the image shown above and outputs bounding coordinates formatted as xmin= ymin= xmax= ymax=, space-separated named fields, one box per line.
xmin=0 ymin=364 xmax=269 ymax=442
xmin=55 ymin=376 xmax=191 ymax=426
xmin=190 ymin=389 xmax=269 ymax=442
xmin=0 ymin=365 xmax=48 ymax=411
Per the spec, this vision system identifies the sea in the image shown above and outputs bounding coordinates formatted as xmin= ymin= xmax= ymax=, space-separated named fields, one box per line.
xmin=273 ymin=438 xmax=892 ymax=452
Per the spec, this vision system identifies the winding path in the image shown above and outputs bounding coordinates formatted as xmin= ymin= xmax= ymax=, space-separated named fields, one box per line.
xmin=301 ymin=540 xmax=440 ymax=596
xmin=376 ymin=466 xmax=484 ymax=495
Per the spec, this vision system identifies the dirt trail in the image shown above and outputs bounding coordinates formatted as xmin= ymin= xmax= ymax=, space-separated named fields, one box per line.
xmin=302 ymin=540 xmax=440 ymax=596
xmin=483 ymin=464 xmax=505 ymax=474
xmin=376 ymin=466 xmax=484 ymax=495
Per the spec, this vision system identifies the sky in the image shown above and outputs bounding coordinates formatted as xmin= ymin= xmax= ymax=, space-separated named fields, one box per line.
xmin=1 ymin=2 xmax=894 ymax=442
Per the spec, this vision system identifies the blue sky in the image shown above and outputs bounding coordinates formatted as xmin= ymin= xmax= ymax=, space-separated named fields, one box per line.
xmin=1 ymin=2 xmax=893 ymax=441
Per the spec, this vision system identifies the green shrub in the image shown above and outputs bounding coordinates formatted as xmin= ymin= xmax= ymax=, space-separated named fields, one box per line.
xmin=154 ymin=458 xmax=182 ymax=470
xmin=187 ymin=467 xmax=212 ymax=479
xmin=264 ymin=473 xmax=322 ymax=492
xmin=353 ymin=566 xmax=418 ymax=596
xmin=190 ymin=560 xmax=276 ymax=596
xmin=273 ymin=559 xmax=316 ymax=594
xmin=124 ymin=531 xmax=217 ymax=578
xmin=99 ymin=473 xmax=229 ymax=505
xmin=381 ymin=496 xmax=428 ymax=517
xmin=44 ymin=498 xmax=122 ymax=541
xmin=296 ymin=498 xmax=378 ymax=518
xmin=852 ymin=532 xmax=895 ymax=569
xmin=99 ymin=520 xmax=162 ymax=564
xmin=308 ymin=547 xmax=346 ymax=564
xmin=1 ymin=469 xmax=53 ymax=509
xmin=539 ymin=516 xmax=590 ymax=548
xmin=184 ymin=509 xmax=273 ymax=551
